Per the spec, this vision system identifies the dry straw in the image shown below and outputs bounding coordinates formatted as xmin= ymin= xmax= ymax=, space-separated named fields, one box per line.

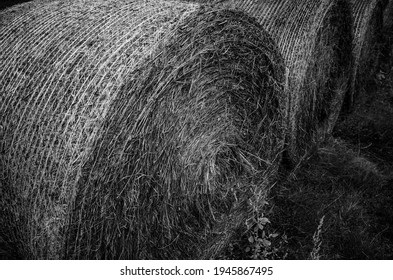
xmin=344 ymin=0 xmax=387 ymax=112
xmin=0 ymin=0 xmax=285 ymax=259
xmin=212 ymin=0 xmax=353 ymax=162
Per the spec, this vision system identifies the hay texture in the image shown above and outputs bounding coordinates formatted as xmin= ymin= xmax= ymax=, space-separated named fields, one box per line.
xmin=384 ymin=0 xmax=393 ymax=30
xmin=0 ymin=0 xmax=285 ymax=259
xmin=215 ymin=0 xmax=353 ymax=162
xmin=0 ymin=0 xmax=53 ymax=27
xmin=344 ymin=0 xmax=387 ymax=111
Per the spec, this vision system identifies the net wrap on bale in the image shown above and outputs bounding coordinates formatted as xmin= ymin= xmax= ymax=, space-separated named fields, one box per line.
xmin=343 ymin=0 xmax=387 ymax=112
xmin=0 ymin=0 xmax=285 ymax=259
xmin=214 ymin=0 xmax=353 ymax=162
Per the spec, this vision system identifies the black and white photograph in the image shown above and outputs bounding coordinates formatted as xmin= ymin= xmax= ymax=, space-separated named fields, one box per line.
xmin=0 ymin=0 xmax=392 ymax=278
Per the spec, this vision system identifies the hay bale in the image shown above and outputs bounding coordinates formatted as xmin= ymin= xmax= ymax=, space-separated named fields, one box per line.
xmin=211 ymin=0 xmax=353 ymax=162
xmin=0 ymin=0 xmax=285 ymax=259
xmin=343 ymin=0 xmax=387 ymax=112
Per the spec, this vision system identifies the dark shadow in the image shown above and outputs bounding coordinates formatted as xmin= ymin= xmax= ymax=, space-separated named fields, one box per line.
xmin=0 ymin=0 xmax=33 ymax=11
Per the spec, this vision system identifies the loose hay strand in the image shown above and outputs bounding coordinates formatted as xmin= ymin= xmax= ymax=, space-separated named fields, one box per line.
xmin=0 ymin=0 xmax=285 ymax=259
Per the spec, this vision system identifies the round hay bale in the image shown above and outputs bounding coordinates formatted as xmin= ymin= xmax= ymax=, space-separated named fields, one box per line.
xmin=0 ymin=0 xmax=286 ymax=259
xmin=342 ymin=0 xmax=387 ymax=112
xmin=216 ymin=0 xmax=353 ymax=163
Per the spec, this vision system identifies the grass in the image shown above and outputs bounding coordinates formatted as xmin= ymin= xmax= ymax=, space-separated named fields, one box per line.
xmin=225 ymin=138 xmax=393 ymax=260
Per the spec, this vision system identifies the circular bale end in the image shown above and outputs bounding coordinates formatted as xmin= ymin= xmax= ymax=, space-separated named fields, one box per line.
xmin=0 ymin=0 xmax=285 ymax=259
